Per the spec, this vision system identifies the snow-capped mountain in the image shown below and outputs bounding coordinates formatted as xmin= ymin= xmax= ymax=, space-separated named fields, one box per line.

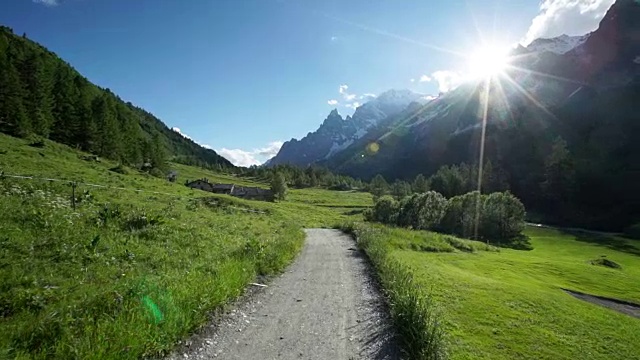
xmin=267 ymin=89 xmax=424 ymax=167
xmin=525 ymin=34 xmax=590 ymax=55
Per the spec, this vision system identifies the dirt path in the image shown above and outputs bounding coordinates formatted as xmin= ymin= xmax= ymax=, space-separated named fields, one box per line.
xmin=563 ymin=289 xmax=640 ymax=319
xmin=167 ymin=229 xmax=399 ymax=360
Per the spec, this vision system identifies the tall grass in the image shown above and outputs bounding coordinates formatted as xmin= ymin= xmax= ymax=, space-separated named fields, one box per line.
xmin=339 ymin=222 xmax=447 ymax=360
xmin=0 ymin=178 xmax=304 ymax=359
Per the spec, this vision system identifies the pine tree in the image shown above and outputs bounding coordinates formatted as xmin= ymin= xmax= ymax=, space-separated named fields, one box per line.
xmin=0 ymin=34 xmax=29 ymax=136
xmin=391 ymin=180 xmax=412 ymax=200
xmin=412 ymin=174 xmax=429 ymax=193
xmin=370 ymin=174 xmax=389 ymax=200
xmin=19 ymin=52 xmax=53 ymax=137
xmin=92 ymin=94 xmax=122 ymax=158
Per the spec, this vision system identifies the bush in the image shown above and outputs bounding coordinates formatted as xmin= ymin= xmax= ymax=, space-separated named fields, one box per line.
xmin=480 ymin=192 xmax=526 ymax=242
xmin=414 ymin=191 xmax=447 ymax=231
xmin=369 ymin=195 xmax=399 ymax=224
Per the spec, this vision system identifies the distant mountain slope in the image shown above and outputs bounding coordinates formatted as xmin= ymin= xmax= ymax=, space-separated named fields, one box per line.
xmin=324 ymin=0 xmax=640 ymax=230
xmin=0 ymin=26 xmax=232 ymax=169
xmin=267 ymin=89 xmax=424 ymax=167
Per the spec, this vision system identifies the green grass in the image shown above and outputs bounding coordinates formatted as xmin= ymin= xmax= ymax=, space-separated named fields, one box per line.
xmin=0 ymin=133 xmax=370 ymax=359
xmin=360 ymin=221 xmax=640 ymax=359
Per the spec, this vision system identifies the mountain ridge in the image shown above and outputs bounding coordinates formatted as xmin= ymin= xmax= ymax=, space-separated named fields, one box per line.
xmin=267 ymin=89 xmax=424 ymax=167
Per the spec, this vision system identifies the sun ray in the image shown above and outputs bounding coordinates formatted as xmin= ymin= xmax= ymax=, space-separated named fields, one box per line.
xmin=500 ymin=73 xmax=558 ymax=121
xmin=474 ymin=76 xmax=491 ymax=241
xmin=506 ymin=64 xmax=587 ymax=86
xmin=318 ymin=12 xmax=465 ymax=57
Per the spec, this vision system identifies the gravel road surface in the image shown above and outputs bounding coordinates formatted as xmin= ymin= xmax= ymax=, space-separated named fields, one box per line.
xmin=167 ymin=228 xmax=399 ymax=360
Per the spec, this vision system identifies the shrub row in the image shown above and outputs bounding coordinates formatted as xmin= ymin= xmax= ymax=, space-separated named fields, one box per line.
xmin=366 ymin=191 xmax=526 ymax=245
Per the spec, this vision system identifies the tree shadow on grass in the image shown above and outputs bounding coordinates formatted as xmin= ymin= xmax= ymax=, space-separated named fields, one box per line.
xmin=560 ymin=230 xmax=640 ymax=256
xmin=492 ymin=234 xmax=534 ymax=251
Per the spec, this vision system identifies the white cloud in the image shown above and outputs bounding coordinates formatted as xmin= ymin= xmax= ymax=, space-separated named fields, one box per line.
xmin=431 ymin=70 xmax=463 ymax=93
xmin=424 ymin=95 xmax=438 ymax=101
xmin=332 ymin=84 xmax=373 ymax=111
xmin=217 ymin=141 xmax=284 ymax=167
xmin=327 ymin=99 xmax=339 ymax=105
xmin=255 ymin=141 xmax=284 ymax=158
xmin=410 ymin=78 xmax=416 ymax=83
xmin=522 ymin=0 xmax=615 ymax=45
xmin=33 ymin=0 xmax=58 ymax=6
xmin=419 ymin=75 xmax=432 ymax=82
xmin=172 ymin=127 xmax=193 ymax=141
xmin=345 ymin=102 xmax=361 ymax=110
xmin=338 ymin=84 xmax=357 ymax=101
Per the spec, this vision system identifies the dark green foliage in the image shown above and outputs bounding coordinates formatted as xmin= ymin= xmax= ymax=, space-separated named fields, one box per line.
xmin=412 ymin=174 xmax=429 ymax=193
xmin=391 ymin=180 xmax=412 ymax=200
xmin=270 ymin=172 xmax=288 ymax=200
xmin=480 ymin=192 xmax=526 ymax=242
xmin=370 ymin=189 xmax=527 ymax=246
xmin=370 ymin=174 xmax=389 ymax=200
xmin=366 ymin=195 xmax=398 ymax=224
xmin=372 ymin=191 xmax=447 ymax=231
xmin=0 ymin=27 xmax=232 ymax=171
xmin=242 ymin=164 xmax=363 ymax=191
xmin=439 ymin=191 xmax=481 ymax=239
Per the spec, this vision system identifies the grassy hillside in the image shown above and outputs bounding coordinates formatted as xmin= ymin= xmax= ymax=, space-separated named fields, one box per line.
xmin=0 ymin=133 xmax=370 ymax=359
xmin=346 ymin=222 xmax=640 ymax=359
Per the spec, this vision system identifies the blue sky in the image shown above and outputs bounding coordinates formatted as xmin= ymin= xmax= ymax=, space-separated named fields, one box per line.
xmin=2 ymin=0 xmax=614 ymax=165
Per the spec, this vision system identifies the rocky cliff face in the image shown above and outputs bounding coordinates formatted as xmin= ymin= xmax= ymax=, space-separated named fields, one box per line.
xmin=267 ymin=89 xmax=424 ymax=167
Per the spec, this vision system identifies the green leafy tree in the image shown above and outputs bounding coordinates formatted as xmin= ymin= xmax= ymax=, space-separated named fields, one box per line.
xmin=480 ymin=192 xmax=526 ymax=242
xmin=439 ymin=191 xmax=482 ymax=238
xmin=369 ymin=174 xmax=389 ymax=200
xmin=271 ymin=172 xmax=288 ymax=201
xmin=368 ymin=195 xmax=399 ymax=224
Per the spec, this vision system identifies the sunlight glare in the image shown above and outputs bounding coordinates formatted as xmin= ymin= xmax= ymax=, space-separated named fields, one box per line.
xmin=468 ymin=46 xmax=510 ymax=79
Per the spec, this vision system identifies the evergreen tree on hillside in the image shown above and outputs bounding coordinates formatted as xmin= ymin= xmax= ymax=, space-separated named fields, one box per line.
xmin=0 ymin=34 xmax=29 ymax=136
xmin=19 ymin=53 xmax=53 ymax=137
xmin=391 ymin=180 xmax=412 ymax=200
xmin=92 ymin=94 xmax=122 ymax=158
xmin=370 ymin=174 xmax=389 ymax=200
xmin=412 ymin=174 xmax=429 ymax=193
xmin=541 ymin=136 xmax=575 ymax=213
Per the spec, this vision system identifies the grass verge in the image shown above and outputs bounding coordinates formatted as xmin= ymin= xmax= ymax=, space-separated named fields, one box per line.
xmin=338 ymin=222 xmax=447 ymax=360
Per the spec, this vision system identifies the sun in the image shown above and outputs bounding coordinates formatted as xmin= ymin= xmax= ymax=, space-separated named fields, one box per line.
xmin=467 ymin=45 xmax=510 ymax=79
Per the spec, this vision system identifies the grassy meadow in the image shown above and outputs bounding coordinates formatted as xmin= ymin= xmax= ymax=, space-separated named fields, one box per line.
xmin=0 ymin=133 xmax=370 ymax=359
xmin=3 ymin=131 xmax=640 ymax=360
xmin=345 ymin=222 xmax=640 ymax=360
